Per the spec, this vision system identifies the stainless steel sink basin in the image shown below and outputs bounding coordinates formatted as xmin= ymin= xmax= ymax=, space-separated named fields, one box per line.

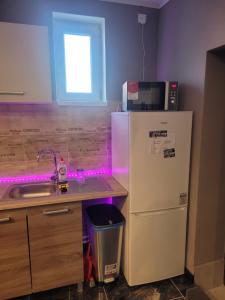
xmin=7 ymin=182 xmax=57 ymax=199
xmin=69 ymin=177 xmax=112 ymax=194
xmin=4 ymin=177 xmax=112 ymax=200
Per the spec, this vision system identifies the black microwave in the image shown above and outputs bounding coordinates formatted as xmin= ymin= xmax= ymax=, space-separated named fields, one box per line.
xmin=122 ymin=81 xmax=179 ymax=111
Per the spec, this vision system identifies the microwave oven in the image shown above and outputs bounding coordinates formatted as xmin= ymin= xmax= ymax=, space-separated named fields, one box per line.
xmin=122 ymin=81 xmax=179 ymax=111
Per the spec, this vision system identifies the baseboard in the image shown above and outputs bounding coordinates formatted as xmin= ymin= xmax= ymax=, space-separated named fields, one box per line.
xmin=186 ymin=286 xmax=211 ymax=300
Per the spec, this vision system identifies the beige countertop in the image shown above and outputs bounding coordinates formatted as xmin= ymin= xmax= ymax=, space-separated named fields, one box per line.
xmin=0 ymin=176 xmax=128 ymax=211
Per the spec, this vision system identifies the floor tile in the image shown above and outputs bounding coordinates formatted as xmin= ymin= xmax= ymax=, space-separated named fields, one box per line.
xmin=171 ymin=274 xmax=195 ymax=296
xmin=31 ymin=286 xmax=69 ymax=300
xmin=151 ymin=279 xmax=182 ymax=300
xmin=207 ymin=285 xmax=225 ymax=300
xmin=186 ymin=286 xmax=211 ymax=300
xmin=9 ymin=273 xmax=196 ymax=300
xmin=104 ymin=275 xmax=181 ymax=300
xmin=69 ymin=284 xmax=107 ymax=300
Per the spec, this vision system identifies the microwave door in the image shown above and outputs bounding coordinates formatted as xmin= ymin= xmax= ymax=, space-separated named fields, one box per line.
xmin=139 ymin=82 xmax=165 ymax=110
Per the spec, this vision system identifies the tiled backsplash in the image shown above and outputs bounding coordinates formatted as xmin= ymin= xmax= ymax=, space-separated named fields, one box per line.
xmin=0 ymin=102 xmax=117 ymax=177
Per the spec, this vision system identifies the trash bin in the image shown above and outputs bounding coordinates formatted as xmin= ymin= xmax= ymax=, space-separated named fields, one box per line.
xmin=86 ymin=204 xmax=125 ymax=284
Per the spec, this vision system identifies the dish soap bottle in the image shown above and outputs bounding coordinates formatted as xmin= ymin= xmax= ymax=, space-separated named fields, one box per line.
xmin=57 ymin=157 xmax=67 ymax=182
xmin=57 ymin=157 xmax=68 ymax=193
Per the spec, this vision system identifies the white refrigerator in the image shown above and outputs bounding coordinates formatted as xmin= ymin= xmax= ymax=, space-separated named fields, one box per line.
xmin=112 ymin=112 xmax=192 ymax=286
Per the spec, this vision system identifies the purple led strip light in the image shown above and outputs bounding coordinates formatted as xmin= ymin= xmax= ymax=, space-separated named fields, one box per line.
xmin=0 ymin=168 xmax=112 ymax=184
xmin=106 ymin=197 xmax=113 ymax=204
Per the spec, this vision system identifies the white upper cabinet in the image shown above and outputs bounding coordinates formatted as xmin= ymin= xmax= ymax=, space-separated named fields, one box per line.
xmin=0 ymin=22 xmax=52 ymax=103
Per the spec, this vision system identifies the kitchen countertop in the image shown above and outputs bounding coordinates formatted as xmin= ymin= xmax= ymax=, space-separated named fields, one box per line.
xmin=0 ymin=176 xmax=128 ymax=211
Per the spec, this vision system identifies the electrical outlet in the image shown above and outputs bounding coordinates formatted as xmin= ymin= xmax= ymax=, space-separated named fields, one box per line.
xmin=138 ymin=13 xmax=147 ymax=25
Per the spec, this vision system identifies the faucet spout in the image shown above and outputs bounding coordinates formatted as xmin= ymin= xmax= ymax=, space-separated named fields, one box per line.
xmin=37 ymin=148 xmax=59 ymax=183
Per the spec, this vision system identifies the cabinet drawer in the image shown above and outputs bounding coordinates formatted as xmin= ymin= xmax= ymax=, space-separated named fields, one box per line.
xmin=0 ymin=209 xmax=31 ymax=300
xmin=28 ymin=202 xmax=83 ymax=292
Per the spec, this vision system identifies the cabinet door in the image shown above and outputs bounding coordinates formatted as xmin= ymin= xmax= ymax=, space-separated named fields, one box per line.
xmin=28 ymin=203 xmax=83 ymax=292
xmin=0 ymin=22 xmax=52 ymax=103
xmin=0 ymin=209 xmax=31 ymax=300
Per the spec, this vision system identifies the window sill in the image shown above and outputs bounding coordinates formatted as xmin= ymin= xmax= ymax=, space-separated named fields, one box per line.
xmin=56 ymin=100 xmax=107 ymax=107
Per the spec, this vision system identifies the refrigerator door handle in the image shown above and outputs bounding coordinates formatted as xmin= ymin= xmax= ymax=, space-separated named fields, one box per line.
xmin=133 ymin=206 xmax=186 ymax=217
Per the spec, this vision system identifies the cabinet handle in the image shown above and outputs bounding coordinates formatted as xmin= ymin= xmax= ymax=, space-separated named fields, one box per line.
xmin=0 ymin=217 xmax=11 ymax=223
xmin=43 ymin=208 xmax=70 ymax=216
xmin=0 ymin=91 xmax=25 ymax=95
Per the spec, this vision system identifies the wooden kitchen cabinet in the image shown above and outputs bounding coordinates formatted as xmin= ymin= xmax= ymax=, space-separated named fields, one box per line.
xmin=0 ymin=209 xmax=31 ymax=300
xmin=28 ymin=202 xmax=83 ymax=292
xmin=0 ymin=22 xmax=52 ymax=103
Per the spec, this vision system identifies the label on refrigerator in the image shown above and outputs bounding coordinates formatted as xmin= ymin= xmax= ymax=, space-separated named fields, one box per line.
xmin=105 ymin=263 xmax=117 ymax=275
xmin=149 ymin=131 xmax=176 ymax=156
xmin=150 ymin=138 xmax=164 ymax=154
xmin=149 ymin=130 xmax=167 ymax=137
xmin=164 ymin=148 xmax=175 ymax=158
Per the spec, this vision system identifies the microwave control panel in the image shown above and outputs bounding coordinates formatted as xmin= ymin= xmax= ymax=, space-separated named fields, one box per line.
xmin=166 ymin=81 xmax=179 ymax=111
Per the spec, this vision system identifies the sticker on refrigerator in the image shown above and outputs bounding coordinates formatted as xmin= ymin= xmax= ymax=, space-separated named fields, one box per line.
xmin=149 ymin=130 xmax=167 ymax=138
xmin=149 ymin=131 xmax=176 ymax=156
xmin=150 ymin=138 xmax=164 ymax=154
xmin=164 ymin=148 xmax=175 ymax=158
xmin=105 ymin=263 xmax=117 ymax=275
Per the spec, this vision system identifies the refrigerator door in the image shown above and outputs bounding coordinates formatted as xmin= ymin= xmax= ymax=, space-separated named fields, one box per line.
xmin=128 ymin=207 xmax=187 ymax=286
xmin=129 ymin=112 xmax=192 ymax=212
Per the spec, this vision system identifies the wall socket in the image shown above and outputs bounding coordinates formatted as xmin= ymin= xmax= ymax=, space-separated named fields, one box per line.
xmin=138 ymin=13 xmax=147 ymax=25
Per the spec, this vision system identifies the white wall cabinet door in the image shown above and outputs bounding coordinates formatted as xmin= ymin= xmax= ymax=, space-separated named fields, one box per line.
xmin=0 ymin=22 xmax=52 ymax=103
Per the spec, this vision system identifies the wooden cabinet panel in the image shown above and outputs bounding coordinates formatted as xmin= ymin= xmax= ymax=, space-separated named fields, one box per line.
xmin=0 ymin=209 xmax=31 ymax=300
xmin=0 ymin=22 xmax=52 ymax=103
xmin=28 ymin=202 xmax=83 ymax=292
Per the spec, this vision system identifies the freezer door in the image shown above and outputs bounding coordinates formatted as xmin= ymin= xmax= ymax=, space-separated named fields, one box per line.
xmin=128 ymin=207 xmax=187 ymax=286
xmin=129 ymin=112 xmax=192 ymax=212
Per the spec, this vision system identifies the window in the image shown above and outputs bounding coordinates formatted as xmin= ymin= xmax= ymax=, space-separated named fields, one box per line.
xmin=53 ymin=12 xmax=106 ymax=105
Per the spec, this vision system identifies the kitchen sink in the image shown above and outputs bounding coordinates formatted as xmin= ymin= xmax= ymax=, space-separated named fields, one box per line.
xmin=7 ymin=182 xmax=57 ymax=199
xmin=3 ymin=177 xmax=112 ymax=200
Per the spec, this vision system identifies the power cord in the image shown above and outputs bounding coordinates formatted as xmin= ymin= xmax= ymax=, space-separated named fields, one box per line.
xmin=141 ymin=23 xmax=146 ymax=81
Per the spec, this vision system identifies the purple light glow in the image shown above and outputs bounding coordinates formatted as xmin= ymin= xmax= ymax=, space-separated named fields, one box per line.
xmin=68 ymin=168 xmax=111 ymax=178
xmin=112 ymin=167 xmax=128 ymax=174
xmin=106 ymin=197 xmax=113 ymax=204
xmin=0 ymin=168 xmax=112 ymax=184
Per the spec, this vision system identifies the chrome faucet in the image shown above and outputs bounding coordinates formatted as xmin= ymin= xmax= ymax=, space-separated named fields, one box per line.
xmin=37 ymin=148 xmax=59 ymax=183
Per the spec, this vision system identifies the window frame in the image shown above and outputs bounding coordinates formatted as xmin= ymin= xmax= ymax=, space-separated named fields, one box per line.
xmin=53 ymin=12 xmax=106 ymax=106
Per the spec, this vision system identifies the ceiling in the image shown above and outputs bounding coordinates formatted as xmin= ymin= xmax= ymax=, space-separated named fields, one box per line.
xmin=99 ymin=0 xmax=170 ymax=9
